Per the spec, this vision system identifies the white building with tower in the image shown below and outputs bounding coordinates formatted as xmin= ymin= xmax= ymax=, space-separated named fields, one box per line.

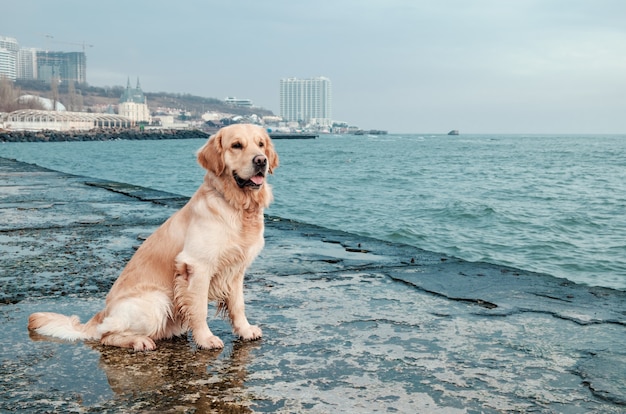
xmin=119 ymin=78 xmax=151 ymax=125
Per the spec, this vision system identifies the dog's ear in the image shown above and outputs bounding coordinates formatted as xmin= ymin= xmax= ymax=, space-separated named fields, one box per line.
xmin=197 ymin=131 xmax=225 ymax=175
xmin=264 ymin=136 xmax=279 ymax=174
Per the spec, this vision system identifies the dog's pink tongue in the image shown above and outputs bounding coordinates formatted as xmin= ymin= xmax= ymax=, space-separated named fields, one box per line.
xmin=250 ymin=175 xmax=264 ymax=185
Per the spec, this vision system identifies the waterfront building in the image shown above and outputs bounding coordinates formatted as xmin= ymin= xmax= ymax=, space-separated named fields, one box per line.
xmin=280 ymin=76 xmax=332 ymax=127
xmin=36 ymin=51 xmax=86 ymax=84
xmin=2 ymin=109 xmax=131 ymax=131
xmin=0 ymin=36 xmax=19 ymax=53
xmin=225 ymin=97 xmax=253 ymax=107
xmin=0 ymin=36 xmax=19 ymax=80
xmin=17 ymin=48 xmax=38 ymax=80
xmin=118 ymin=78 xmax=151 ymax=125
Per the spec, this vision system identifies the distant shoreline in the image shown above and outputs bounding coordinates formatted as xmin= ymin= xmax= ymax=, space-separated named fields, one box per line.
xmin=0 ymin=129 xmax=327 ymax=143
xmin=0 ymin=128 xmax=210 ymax=143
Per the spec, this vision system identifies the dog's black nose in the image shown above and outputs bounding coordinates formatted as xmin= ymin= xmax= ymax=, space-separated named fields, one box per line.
xmin=253 ymin=155 xmax=267 ymax=168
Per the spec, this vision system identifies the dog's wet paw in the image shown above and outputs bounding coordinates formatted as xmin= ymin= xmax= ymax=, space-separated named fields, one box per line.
xmin=196 ymin=334 xmax=224 ymax=350
xmin=238 ymin=324 xmax=262 ymax=341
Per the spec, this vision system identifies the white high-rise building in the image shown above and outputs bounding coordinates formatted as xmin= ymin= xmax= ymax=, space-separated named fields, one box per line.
xmin=280 ymin=76 xmax=332 ymax=127
xmin=0 ymin=36 xmax=19 ymax=80
xmin=17 ymin=48 xmax=38 ymax=80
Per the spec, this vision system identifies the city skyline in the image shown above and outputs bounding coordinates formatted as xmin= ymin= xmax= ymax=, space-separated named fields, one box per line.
xmin=2 ymin=1 xmax=625 ymax=134
xmin=1 ymin=35 xmax=87 ymax=84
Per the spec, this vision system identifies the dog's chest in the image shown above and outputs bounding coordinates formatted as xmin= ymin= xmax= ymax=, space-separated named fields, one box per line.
xmin=213 ymin=213 xmax=264 ymax=259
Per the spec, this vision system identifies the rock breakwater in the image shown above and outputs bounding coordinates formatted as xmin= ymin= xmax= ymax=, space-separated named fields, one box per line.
xmin=0 ymin=128 xmax=210 ymax=143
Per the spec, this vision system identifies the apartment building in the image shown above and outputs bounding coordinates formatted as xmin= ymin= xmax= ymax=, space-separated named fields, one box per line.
xmin=17 ymin=48 xmax=38 ymax=80
xmin=36 ymin=51 xmax=86 ymax=84
xmin=279 ymin=76 xmax=332 ymax=127
xmin=0 ymin=36 xmax=19 ymax=80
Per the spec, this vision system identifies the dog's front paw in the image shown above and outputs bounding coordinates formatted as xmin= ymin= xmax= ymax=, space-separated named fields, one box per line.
xmin=237 ymin=324 xmax=262 ymax=341
xmin=195 ymin=334 xmax=224 ymax=350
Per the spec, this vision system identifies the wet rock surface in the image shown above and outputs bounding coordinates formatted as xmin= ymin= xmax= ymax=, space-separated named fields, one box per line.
xmin=1 ymin=157 xmax=625 ymax=413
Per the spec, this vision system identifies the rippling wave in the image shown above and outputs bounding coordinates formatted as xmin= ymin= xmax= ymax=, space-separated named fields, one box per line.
xmin=2 ymin=133 xmax=625 ymax=290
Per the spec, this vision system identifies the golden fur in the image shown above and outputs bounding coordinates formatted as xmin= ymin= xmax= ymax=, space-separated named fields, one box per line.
xmin=28 ymin=124 xmax=279 ymax=351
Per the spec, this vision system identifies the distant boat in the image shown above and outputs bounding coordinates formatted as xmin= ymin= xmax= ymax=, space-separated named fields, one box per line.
xmin=353 ymin=129 xmax=388 ymax=136
xmin=448 ymin=130 xmax=459 ymax=136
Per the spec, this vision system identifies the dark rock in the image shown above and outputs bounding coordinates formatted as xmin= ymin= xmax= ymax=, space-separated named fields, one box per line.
xmin=0 ymin=128 xmax=210 ymax=142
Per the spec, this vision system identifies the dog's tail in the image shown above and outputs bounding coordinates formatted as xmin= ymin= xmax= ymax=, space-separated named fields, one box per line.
xmin=28 ymin=312 xmax=100 ymax=341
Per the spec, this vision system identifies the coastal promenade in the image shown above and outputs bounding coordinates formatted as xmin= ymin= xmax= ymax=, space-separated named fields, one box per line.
xmin=1 ymin=157 xmax=625 ymax=413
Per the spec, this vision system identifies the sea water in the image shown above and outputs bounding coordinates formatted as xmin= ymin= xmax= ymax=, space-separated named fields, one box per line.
xmin=2 ymin=133 xmax=625 ymax=290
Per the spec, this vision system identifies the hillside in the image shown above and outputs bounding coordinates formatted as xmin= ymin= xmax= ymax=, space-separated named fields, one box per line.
xmin=11 ymin=80 xmax=275 ymax=118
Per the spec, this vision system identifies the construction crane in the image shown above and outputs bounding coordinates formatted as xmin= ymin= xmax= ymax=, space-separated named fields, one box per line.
xmin=40 ymin=35 xmax=94 ymax=53
xmin=37 ymin=33 xmax=54 ymax=52
xmin=51 ymin=40 xmax=94 ymax=53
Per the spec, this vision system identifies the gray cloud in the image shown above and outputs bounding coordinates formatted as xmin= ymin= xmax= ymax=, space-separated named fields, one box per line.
xmin=4 ymin=0 xmax=625 ymax=133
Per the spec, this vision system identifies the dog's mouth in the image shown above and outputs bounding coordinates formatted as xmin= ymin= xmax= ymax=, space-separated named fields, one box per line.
xmin=234 ymin=172 xmax=265 ymax=189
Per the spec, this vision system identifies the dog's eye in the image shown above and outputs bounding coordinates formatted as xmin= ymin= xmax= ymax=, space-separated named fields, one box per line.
xmin=232 ymin=142 xmax=243 ymax=149
xmin=259 ymin=141 xmax=265 ymax=148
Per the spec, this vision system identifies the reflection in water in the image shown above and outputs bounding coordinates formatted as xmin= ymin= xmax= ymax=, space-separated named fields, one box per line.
xmin=31 ymin=330 xmax=261 ymax=412
xmin=94 ymin=336 xmax=261 ymax=412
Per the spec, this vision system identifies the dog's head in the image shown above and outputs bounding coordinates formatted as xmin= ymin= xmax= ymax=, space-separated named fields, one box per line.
xmin=197 ymin=125 xmax=279 ymax=203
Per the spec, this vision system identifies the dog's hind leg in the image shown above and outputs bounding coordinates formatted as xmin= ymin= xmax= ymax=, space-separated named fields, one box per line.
xmin=101 ymin=332 xmax=157 ymax=351
xmin=96 ymin=290 xmax=174 ymax=351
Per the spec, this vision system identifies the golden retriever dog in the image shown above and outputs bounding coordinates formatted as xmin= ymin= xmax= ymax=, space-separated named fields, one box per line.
xmin=28 ymin=124 xmax=279 ymax=351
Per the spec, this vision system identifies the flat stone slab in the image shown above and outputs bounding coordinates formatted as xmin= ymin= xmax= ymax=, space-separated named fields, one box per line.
xmin=1 ymin=157 xmax=625 ymax=413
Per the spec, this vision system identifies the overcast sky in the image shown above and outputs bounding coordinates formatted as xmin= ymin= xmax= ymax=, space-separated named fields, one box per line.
xmin=4 ymin=0 xmax=625 ymax=133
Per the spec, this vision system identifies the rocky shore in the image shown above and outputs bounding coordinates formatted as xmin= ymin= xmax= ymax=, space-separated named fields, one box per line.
xmin=1 ymin=157 xmax=625 ymax=412
xmin=0 ymin=128 xmax=210 ymax=143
